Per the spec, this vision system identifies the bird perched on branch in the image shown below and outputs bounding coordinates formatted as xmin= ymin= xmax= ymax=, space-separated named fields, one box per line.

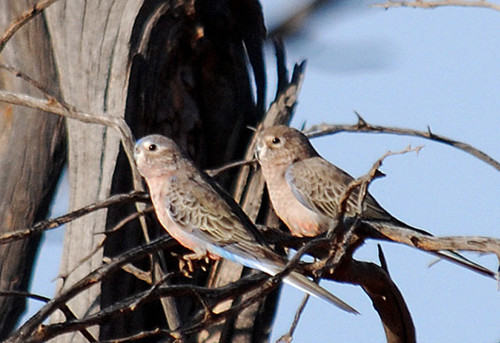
xmin=255 ymin=125 xmax=495 ymax=278
xmin=134 ymin=134 xmax=357 ymax=313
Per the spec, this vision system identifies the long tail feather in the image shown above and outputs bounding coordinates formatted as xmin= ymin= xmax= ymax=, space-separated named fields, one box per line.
xmin=245 ymin=257 xmax=358 ymax=313
xmin=433 ymin=250 xmax=496 ymax=278
xmin=283 ymin=271 xmax=359 ymax=314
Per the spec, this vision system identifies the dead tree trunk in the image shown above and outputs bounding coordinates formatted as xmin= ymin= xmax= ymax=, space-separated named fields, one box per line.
xmin=0 ymin=1 xmax=66 ymax=338
xmin=38 ymin=0 xmax=270 ymax=342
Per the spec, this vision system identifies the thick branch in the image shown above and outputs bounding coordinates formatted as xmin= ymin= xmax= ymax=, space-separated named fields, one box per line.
xmin=334 ymin=260 xmax=416 ymax=343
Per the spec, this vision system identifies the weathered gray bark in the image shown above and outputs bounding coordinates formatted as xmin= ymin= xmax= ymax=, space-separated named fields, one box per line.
xmin=41 ymin=1 xmax=148 ymax=341
xmin=0 ymin=0 xmax=66 ymax=338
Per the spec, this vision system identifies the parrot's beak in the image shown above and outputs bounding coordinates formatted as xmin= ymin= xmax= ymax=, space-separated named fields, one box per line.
xmin=254 ymin=140 xmax=265 ymax=161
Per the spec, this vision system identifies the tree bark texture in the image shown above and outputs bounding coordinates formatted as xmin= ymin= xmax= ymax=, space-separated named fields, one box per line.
xmin=0 ymin=0 xmax=66 ymax=339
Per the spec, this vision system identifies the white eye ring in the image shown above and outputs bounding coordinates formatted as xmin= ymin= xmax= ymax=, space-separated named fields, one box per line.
xmin=148 ymin=143 xmax=157 ymax=151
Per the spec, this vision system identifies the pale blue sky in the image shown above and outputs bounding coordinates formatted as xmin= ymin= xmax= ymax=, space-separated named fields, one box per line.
xmin=23 ymin=1 xmax=499 ymax=342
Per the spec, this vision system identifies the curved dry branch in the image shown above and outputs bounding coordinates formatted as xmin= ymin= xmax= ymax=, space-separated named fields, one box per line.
xmin=0 ymin=89 xmax=140 ymax=182
xmin=334 ymin=260 xmax=416 ymax=343
xmin=374 ymin=0 xmax=500 ymax=12
xmin=0 ymin=191 xmax=148 ymax=245
xmin=0 ymin=0 xmax=62 ymax=53
xmin=305 ymin=118 xmax=500 ymax=171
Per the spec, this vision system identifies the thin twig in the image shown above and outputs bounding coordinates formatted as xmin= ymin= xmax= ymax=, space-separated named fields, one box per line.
xmin=103 ymin=256 xmax=153 ymax=284
xmin=103 ymin=206 xmax=154 ymax=235
xmin=97 ymin=328 xmax=174 ymax=343
xmin=0 ymin=290 xmax=50 ymax=303
xmin=0 ymin=64 xmax=61 ymax=102
xmin=0 ymin=0 xmax=62 ymax=53
xmin=18 ymin=271 xmax=272 ymax=343
xmin=205 ymin=159 xmax=257 ymax=177
xmin=57 ymin=208 xmax=155 ymax=283
xmin=276 ymin=294 xmax=310 ymax=343
xmin=331 ymin=145 xmax=422 ymax=237
xmin=0 ymin=291 xmax=97 ymax=342
xmin=305 ymin=117 xmax=500 ymax=172
xmin=374 ymin=0 xmax=500 ymax=12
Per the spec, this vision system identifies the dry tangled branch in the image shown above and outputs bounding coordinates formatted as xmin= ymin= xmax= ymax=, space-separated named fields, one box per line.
xmin=305 ymin=115 xmax=500 ymax=172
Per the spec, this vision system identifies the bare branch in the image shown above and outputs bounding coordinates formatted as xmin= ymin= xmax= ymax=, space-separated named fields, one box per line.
xmin=0 ymin=89 xmax=143 ymax=190
xmin=374 ymin=0 xmax=500 ymax=12
xmin=374 ymin=227 xmax=500 ymax=259
xmin=0 ymin=0 xmax=61 ymax=53
xmin=0 ymin=191 xmax=148 ymax=245
xmin=305 ymin=120 xmax=500 ymax=171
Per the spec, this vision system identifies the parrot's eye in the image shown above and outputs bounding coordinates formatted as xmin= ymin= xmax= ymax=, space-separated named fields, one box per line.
xmin=271 ymin=137 xmax=281 ymax=145
xmin=148 ymin=144 xmax=157 ymax=151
